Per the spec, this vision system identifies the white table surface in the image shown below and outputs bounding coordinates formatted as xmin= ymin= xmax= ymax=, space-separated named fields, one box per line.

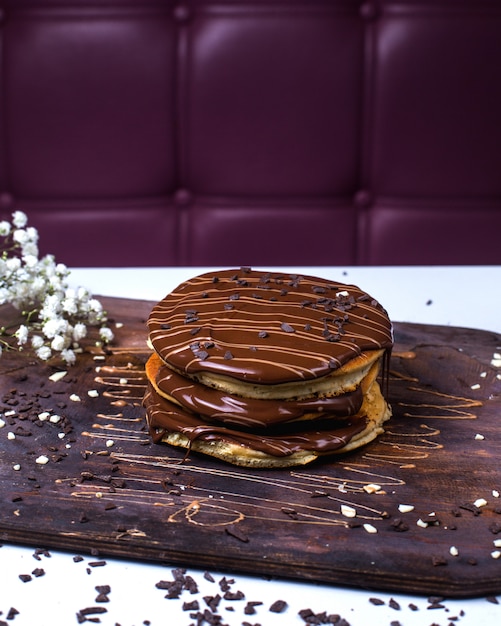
xmin=1 ymin=266 xmax=500 ymax=626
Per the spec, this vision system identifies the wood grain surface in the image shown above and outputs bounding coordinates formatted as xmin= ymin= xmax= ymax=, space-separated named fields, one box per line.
xmin=1 ymin=297 xmax=500 ymax=597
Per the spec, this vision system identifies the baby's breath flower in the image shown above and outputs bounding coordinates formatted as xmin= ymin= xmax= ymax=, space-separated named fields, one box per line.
xmin=73 ymin=322 xmax=87 ymax=341
xmin=15 ymin=325 xmax=29 ymax=346
xmin=51 ymin=335 xmax=68 ymax=352
xmin=0 ymin=211 xmax=112 ymax=365
xmin=0 ymin=220 xmax=11 ymax=236
xmin=31 ymin=335 xmax=44 ymax=349
xmin=61 ymin=348 xmax=76 ymax=365
xmin=36 ymin=345 xmax=52 ymax=361
xmin=99 ymin=327 xmax=114 ymax=343
xmin=12 ymin=210 xmax=28 ymax=228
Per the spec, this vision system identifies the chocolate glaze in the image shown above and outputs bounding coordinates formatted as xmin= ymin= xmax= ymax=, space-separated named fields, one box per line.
xmin=144 ymin=385 xmax=368 ymax=457
xmin=148 ymin=268 xmax=393 ymax=384
xmin=155 ymin=362 xmax=363 ymax=427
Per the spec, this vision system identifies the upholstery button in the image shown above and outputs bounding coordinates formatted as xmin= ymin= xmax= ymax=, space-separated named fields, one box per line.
xmin=359 ymin=2 xmax=379 ymax=21
xmin=173 ymin=4 xmax=192 ymax=23
xmin=0 ymin=192 xmax=14 ymax=209
xmin=174 ymin=188 xmax=193 ymax=206
xmin=353 ymin=190 xmax=372 ymax=209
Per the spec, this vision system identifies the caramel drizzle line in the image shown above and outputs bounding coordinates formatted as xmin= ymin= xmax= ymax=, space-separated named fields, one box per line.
xmin=69 ymin=480 xmax=380 ymax=526
xmin=81 ymin=430 xmax=149 ymax=443
xmin=398 ymin=386 xmax=482 ymax=419
xmin=96 ymin=412 xmax=143 ymax=423
xmin=292 ymin=466 xmax=405 ymax=491
xmin=383 ymin=424 xmax=441 ymax=437
xmin=389 ymin=369 xmax=419 ymax=382
xmin=95 ymin=375 xmax=146 ymax=388
xmin=91 ymin=346 xmax=148 ymax=355
xmin=104 ymin=452 xmax=386 ymax=523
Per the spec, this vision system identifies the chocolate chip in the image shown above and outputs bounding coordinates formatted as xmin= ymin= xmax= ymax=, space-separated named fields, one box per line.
xmin=182 ymin=600 xmax=199 ymax=611
xmin=280 ymin=322 xmax=295 ymax=333
xmin=225 ymin=525 xmax=249 ymax=543
xmin=269 ymin=600 xmax=287 ymax=613
xmin=32 ymin=568 xmax=45 ymax=577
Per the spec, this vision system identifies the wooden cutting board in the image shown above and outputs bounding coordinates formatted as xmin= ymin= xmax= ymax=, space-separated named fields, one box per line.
xmin=1 ymin=296 xmax=500 ymax=598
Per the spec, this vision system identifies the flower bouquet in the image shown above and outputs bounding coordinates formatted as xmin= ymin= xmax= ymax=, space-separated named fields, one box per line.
xmin=1 ymin=211 xmax=113 ymax=364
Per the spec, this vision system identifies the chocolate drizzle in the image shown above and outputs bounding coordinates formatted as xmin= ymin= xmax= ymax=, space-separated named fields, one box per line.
xmin=148 ymin=269 xmax=393 ymax=385
xmin=144 ymin=385 xmax=368 ymax=457
xmin=154 ymin=361 xmax=364 ymax=428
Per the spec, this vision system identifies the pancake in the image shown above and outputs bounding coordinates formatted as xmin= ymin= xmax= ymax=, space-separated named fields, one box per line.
xmin=143 ymin=268 xmax=393 ymax=467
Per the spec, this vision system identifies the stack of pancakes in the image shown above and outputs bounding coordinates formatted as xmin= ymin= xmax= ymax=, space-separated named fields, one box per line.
xmin=143 ymin=268 xmax=393 ymax=468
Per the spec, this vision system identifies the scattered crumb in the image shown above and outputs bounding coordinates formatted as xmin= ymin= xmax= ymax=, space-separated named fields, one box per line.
xmin=398 ymin=504 xmax=414 ymax=514
xmin=363 ymin=523 xmax=378 ymax=534
xmin=48 ymin=371 xmax=67 ymax=382
xmin=341 ymin=505 xmax=357 ymax=518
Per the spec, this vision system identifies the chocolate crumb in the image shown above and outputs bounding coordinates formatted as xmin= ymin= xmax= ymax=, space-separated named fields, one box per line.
xmin=269 ymin=600 xmax=287 ymax=613
xmin=88 ymin=560 xmax=107 ymax=568
xmin=223 ymin=590 xmax=245 ymax=601
xmin=244 ymin=601 xmax=263 ymax=615
xmin=31 ymin=568 xmax=45 ymax=577
xmin=225 ymin=525 xmax=249 ymax=543
xmin=204 ymin=571 xmax=215 ymax=582
xmin=390 ymin=518 xmax=409 ymax=532
xmin=389 ymin=597 xmax=401 ymax=610
xmin=369 ymin=597 xmax=385 ymax=606
xmin=486 ymin=595 xmax=499 ymax=604
xmin=203 ymin=594 xmax=221 ymax=611
xmin=182 ymin=600 xmax=199 ymax=611
xmin=95 ymin=593 xmax=109 ymax=603
xmin=6 ymin=607 xmax=19 ymax=620
xmin=18 ymin=574 xmax=32 ymax=583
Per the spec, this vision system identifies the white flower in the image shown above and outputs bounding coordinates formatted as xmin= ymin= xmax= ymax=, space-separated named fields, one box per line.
xmin=15 ymin=325 xmax=29 ymax=346
xmin=6 ymin=257 xmax=21 ymax=271
xmin=0 ymin=211 xmax=112 ymax=365
xmin=13 ymin=229 xmax=29 ymax=245
xmin=22 ymin=254 xmax=38 ymax=268
xmin=12 ymin=210 xmax=28 ymax=228
xmin=42 ymin=318 xmax=62 ymax=339
xmin=31 ymin=335 xmax=45 ymax=349
xmin=51 ymin=335 xmax=67 ymax=351
xmin=21 ymin=241 xmax=39 ymax=257
xmin=73 ymin=322 xmax=87 ymax=341
xmin=36 ymin=346 xmax=52 ymax=361
xmin=61 ymin=348 xmax=76 ymax=365
xmin=99 ymin=327 xmax=114 ymax=343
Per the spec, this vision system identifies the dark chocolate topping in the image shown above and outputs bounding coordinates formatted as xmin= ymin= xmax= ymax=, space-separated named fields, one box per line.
xmin=148 ymin=269 xmax=393 ymax=384
xmin=144 ymin=385 xmax=367 ymax=458
xmin=155 ymin=362 xmax=363 ymax=427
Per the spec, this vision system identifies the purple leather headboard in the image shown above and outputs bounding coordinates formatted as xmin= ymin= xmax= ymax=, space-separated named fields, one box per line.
xmin=1 ymin=0 xmax=500 ymax=267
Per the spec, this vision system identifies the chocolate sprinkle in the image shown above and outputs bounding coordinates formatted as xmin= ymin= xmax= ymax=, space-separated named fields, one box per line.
xmin=269 ymin=600 xmax=287 ymax=613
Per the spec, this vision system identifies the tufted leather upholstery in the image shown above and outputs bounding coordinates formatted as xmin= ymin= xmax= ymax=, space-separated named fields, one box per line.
xmin=1 ymin=0 xmax=500 ymax=267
